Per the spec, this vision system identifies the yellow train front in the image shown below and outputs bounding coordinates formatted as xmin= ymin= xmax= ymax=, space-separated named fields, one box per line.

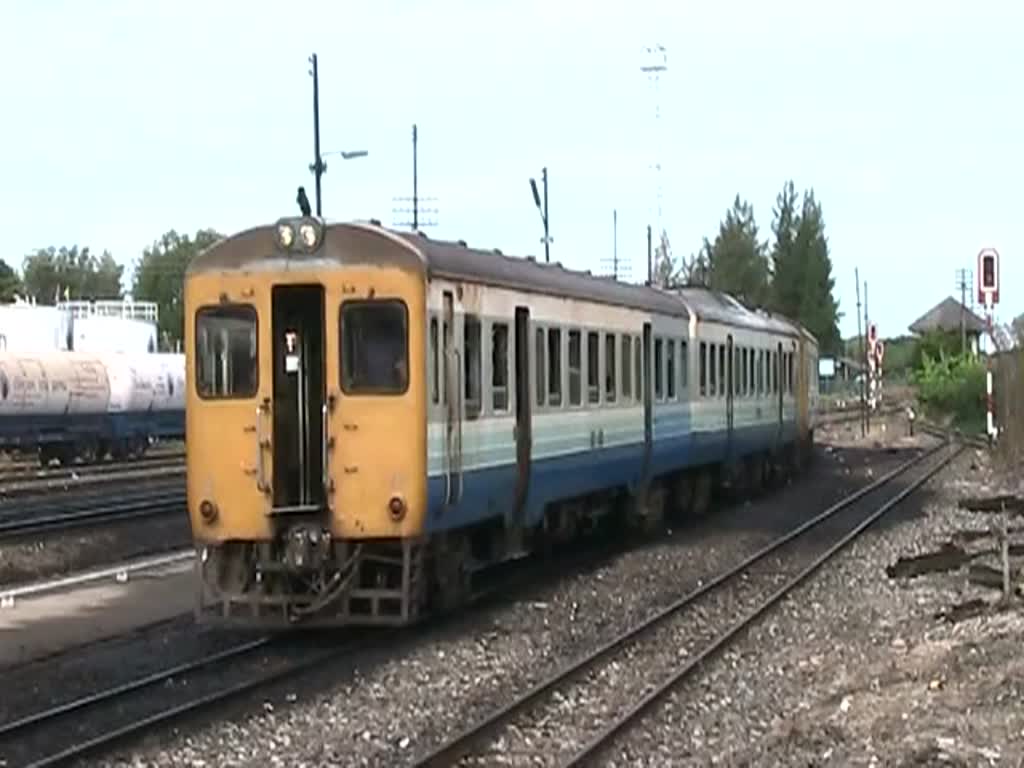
xmin=185 ymin=217 xmax=428 ymax=626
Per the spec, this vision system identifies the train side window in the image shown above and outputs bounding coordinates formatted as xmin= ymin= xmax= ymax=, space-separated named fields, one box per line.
xmin=568 ymin=329 xmax=582 ymax=406
xmin=653 ymin=337 xmax=664 ymax=401
xmin=463 ymin=315 xmax=482 ymax=420
xmin=743 ymin=349 xmax=749 ymax=397
xmin=535 ymin=327 xmax=545 ymax=408
xmin=708 ymin=343 xmax=716 ymax=396
xmin=587 ymin=331 xmax=600 ymax=404
xmin=666 ymin=338 xmax=676 ymax=400
xmin=196 ymin=304 xmax=258 ymax=399
xmin=442 ymin=320 xmax=450 ymax=404
xmin=340 ymin=300 xmax=408 ymax=395
xmin=679 ymin=339 xmax=688 ymax=393
xmin=788 ymin=353 xmax=794 ymax=394
xmin=547 ymin=327 xmax=562 ymax=407
xmin=634 ymin=336 xmax=641 ymax=401
xmin=719 ymin=345 xmax=727 ymax=398
xmin=429 ymin=317 xmax=439 ymax=404
xmin=699 ymin=341 xmax=707 ymax=397
xmin=621 ymin=335 xmax=632 ymax=402
xmin=491 ymin=322 xmax=510 ymax=413
xmin=733 ymin=346 xmax=740 ymax=396
xmin=605 ymin=333 xmax=617 ymax=404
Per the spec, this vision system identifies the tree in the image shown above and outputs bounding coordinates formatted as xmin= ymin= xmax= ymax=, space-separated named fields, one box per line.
xmin=21 ymin=245 xmax=123 ymax=303
xmin=133 ymin=228 xmax=222 ymax=347
xmin=767 ymin=182 xmax=842 ymax=354
xmin=0 ymin=260 xmax=21 ymax=302
xmin=651 ymin=228 xmax=677 ymax=287
xmin=679 ymin=241 xmax=711 ymax=287
xmin=704 ymin=195 xmax=770 ymax=307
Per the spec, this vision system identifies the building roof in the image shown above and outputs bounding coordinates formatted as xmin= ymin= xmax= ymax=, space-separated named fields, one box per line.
xmin=908 ymin=296 xmax=986 ymax=335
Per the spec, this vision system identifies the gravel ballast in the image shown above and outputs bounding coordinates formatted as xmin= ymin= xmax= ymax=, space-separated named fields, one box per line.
xmin=64 ymin=417 xmax=933 ymax=768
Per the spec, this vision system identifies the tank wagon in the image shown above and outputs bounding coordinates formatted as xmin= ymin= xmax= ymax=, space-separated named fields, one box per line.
xmin=185 ymin=217 xmax=818 ymax=628
xmin=0 ymin=351 xmax=186 ymax=465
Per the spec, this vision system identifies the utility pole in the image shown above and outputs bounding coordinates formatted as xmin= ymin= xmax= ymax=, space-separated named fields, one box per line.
xmin=528 ymin=168 xmax=551 ymax=262
xmin=308 ymin=53 xmax=324 ymax=217
xmin=392 ymin=123 xmax=437 ymax=231
xmin=613 ymin=209 xmax=618 ymax=279
xmin=855 ymin=268 xmax=865 ymax=437
xmin=955 ymin=267 xmax=971 ymax=355
xmin=864 ymin=279 xmax=871 ymax=435
xmin=647 ymin=225 xmax=653 ymax=285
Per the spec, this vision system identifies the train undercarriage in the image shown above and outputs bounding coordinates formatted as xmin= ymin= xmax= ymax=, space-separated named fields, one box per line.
xmin=195 ymin=439 xmax=811 ymax=629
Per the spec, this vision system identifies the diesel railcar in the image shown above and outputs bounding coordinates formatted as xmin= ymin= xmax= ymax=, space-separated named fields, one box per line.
xmin=185 ymin=217 xmax=817 ymax=627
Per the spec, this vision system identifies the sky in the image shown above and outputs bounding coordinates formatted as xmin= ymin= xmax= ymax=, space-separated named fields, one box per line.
xmin=1 ymin=0 xmax=1021 ymax=340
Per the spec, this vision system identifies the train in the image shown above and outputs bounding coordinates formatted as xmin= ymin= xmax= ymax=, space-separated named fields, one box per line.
xmin=0 ymin=351 xmax=186 ymax=465
xmin=184 ymin=217 xmax=819 ymax=628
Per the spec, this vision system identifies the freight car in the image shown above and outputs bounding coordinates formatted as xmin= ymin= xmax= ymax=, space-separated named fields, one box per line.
xmin=0 ymin=351 xmax=186 ymax=465
xmin=185 ymin=217 xmax=819 ymax=628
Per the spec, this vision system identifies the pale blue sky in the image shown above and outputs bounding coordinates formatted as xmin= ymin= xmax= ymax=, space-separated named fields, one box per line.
xmin=1 ymin=0 xmax=1020 ymax=340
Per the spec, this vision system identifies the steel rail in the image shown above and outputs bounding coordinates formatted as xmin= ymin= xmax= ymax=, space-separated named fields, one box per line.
xmin=410 ymin=439 xmax=957 ymax=768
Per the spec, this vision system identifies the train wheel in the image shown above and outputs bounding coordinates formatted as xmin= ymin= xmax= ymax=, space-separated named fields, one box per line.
xmin=431 ymin=534 xmax=472 ymax=615
xmin=691 ymin=469 xmax=713 ymax=518
xmin=747 ymin=455 xmax=766 ymax=497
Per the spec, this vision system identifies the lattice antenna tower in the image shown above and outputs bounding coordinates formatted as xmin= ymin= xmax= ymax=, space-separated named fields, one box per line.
xmin=600 ymin=208 xmax=632 ymax=282
xmin=641 ymin=44 xmax=668 ymax=247
xmin=392 ymin=123 xmax=439 ymax=230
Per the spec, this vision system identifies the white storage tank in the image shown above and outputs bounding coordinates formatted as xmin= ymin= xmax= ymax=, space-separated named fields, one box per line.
xmin=72 ymin=316 xmax=158 ymax=354
xmin=0 ymin=303 xmax=72 ymax=352
xmin=0 ymin=352 xmax=110 ymax=416
xmin=146 ymin=353 xmax=186 ymax=411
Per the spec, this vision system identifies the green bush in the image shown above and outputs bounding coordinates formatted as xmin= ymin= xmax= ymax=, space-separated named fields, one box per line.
xmin=913 ymin=350 xmax=986 ymax=433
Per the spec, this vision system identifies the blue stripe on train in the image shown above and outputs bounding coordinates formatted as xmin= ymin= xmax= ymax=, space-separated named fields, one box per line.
xmin=424 ymin=421 xmax=799 ymax=534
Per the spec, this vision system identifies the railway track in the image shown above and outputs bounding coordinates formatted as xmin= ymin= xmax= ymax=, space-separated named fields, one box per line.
xmin=0 ymin=545 xmax=607 ymax=768
xmin=410 ymin=436 xmax=963 ymax=768
xmin=0 ymin=484 xmax=185 ymax=539
xmin=0 ymin=632 xmax=361 ymax=768
xmin=0 ymin=452 xmax=184 ymax=492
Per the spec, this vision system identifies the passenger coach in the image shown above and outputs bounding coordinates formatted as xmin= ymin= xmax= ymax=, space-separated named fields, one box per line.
xmin=185 ymin=217 xmax=816 ymax=627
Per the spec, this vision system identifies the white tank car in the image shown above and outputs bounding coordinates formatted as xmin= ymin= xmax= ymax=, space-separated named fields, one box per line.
xmin=100 ymin=352 xmax=185 ymax=413
xmin=0 ymin=352 xmax=111 ymax=415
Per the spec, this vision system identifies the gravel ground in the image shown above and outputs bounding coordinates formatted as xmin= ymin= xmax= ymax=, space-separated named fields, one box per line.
xmin=607 ymin=438 xmax=1024 ymax=766
xmin=0 ymin=512 xmax=191 ymax=588
xmin=67 ymin=415 xmax=927 ymax=768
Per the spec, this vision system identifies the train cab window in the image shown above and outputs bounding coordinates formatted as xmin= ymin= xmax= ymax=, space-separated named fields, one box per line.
xmin=430 ymin=317 xmax=439 ymax=404
xmin=634 ymin=336 xmax=641 ymax=401
xmin=340 ymin=300 xmax=409 ymax=395
xmin=587 ymin=331 xmax=600 ymax=404
xmin=195 ymin=304 xmax=258 ymax=399
xmin=666 ymin=338 xmax=676 ymax=400
xmin=621 ymin=335 xmax=632 ymax=401
xmin=547 ymin=328 xmax=562 ymax=407
xmin=568 ymin=330 xmax=582 ymax=406
xmin=491 ymin=322 xmax=510 ymax=413
xmin=653 ymin=337 xmax=664 ymax=401
xmin=535 ymin=327 xmax=545 ymax=408
xmin=605 ymin=333 xmax=617 ymax=404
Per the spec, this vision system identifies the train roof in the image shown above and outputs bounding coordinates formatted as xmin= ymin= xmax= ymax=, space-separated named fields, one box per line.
xmin=670 ymin=287 xmax=815 ymax=341
xmin=189 ymin=219 xmax=691 ymax=319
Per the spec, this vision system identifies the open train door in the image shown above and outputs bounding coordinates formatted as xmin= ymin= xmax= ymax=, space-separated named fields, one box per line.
xmin=725 ymin=334 xmax=735 ymax=461
xmin=511 ymin=306 xmax=532 ymax=537
xmin=442 ymin=290 xmax=463 ymax=507
xmin=776 ymin=341 xmax=784 ymax=447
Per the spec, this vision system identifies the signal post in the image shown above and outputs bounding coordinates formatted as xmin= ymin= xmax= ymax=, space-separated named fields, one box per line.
xmin=977 ymin=248 xmax=1000 ymax=443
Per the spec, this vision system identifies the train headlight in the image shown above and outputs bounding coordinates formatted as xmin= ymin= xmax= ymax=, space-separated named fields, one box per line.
xmin=276 ymin=223 xmax=295 ymax=250
xmin=199 ymin=499 xmax=219 ymax=524
xmin=388 ymin=495 xmax=407 ymax=521
xmin=299 ymin=222 xmax=320 ymax=250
